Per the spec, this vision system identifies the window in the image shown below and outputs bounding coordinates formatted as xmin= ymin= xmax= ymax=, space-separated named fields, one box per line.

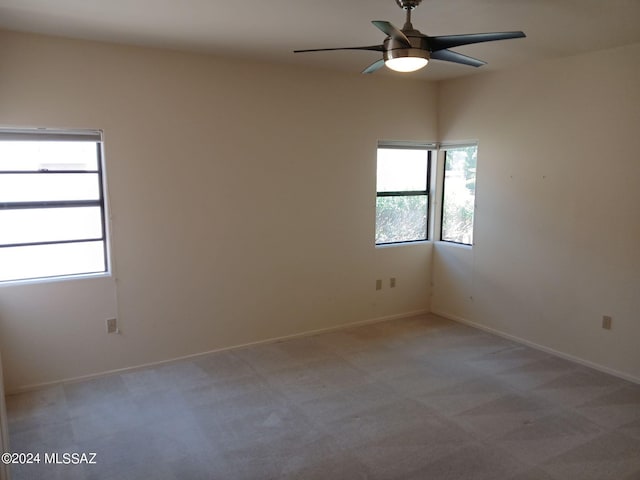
xmin=0 ymin=129 xmax=109 ymax=282
xmin=441 ymin=145 xmax=477 ymax=245
xmin=376 ymin=144 xmax=432 ymax=245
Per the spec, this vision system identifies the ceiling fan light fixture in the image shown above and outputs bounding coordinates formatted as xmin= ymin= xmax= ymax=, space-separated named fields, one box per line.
xmin=384 ymin=49 xmax=429 ymax=72
xmin=385 ymin=56 xmax=428 ymax=72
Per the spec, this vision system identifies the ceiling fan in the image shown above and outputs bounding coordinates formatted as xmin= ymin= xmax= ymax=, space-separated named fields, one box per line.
xmin=294 ymin=0 xmax=525 ymax=74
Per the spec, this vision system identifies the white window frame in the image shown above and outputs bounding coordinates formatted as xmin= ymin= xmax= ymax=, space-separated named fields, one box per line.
xmin=375 ymin=141 xmax=436 ymax=246
xmin=435 ymin=142 xmax=478 ymax=246
xmin=0 ymin=127 xmax=111 ymax=283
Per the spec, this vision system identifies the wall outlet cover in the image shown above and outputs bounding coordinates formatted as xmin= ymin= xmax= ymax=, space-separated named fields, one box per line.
xmin=106 ymin=318 xmax=118 ymax=334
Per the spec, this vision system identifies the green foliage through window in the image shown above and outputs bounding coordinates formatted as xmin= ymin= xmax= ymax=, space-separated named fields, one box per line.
xmin=375 ymin=147 xmax=430 ymax=245
xmin=441 ymin=145 xmax=477 ymax=245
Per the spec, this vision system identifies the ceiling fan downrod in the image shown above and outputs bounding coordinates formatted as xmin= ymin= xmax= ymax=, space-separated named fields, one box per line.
xmin=395 ymin=0 xmax=422 ymax=30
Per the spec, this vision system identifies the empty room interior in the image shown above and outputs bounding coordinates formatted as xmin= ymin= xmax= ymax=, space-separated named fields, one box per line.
xmin=0 ymin=0 xmax=639 ymax=479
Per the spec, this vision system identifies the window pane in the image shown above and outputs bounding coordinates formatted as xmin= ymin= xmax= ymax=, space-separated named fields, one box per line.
xmin=0 ymin=207 xmax=103 ymax=245
xmin=377 ymin=148 xmax=428 ymax=192
xmin=0 ymin=141 xmax=98 ymax=171
xmin=0 ymin=130 xmax=108 ymax=283
xmin=376 ymin=195 xmax=427 ymax=244
xmin=442 ymin=146 xmax=477 ymax=244
xmin=0 ymin=173 xmax=100 ymax=202
xmin=0 ymin=241 xmax=106 ymax=282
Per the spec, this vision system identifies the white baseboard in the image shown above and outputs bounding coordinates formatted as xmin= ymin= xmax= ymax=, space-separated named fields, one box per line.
xmin=7 ymin=308 xmax=430 ymax=395
xmin=432 ymin=309 xmax=640 ymax=385
xmin=13 ymin=307 xmax=635 ymax=394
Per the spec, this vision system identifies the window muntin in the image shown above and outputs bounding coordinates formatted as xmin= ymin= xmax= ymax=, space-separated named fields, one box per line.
xmin=0 ymin=129 xmax=108 ymax=283
xmin=441 ymin=145 xmax=477 ymax=245
xmin=376 ymin=146 xmax=431 ymax=245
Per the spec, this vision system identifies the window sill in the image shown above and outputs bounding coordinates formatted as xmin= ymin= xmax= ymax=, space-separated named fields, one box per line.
xmin=0 ymin=271 xmax=112 ymax=288
xmin=434 ymin=240 xmax=473 ymax=249
xmin=375 ymin=240 xmax=431 ymax=249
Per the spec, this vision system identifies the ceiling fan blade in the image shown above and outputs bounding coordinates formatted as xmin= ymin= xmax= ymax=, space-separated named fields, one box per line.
xmin=429 ymin=31 xmax=525 ymax=52
xmin=430 ymin=49 xmax=486 ymax=67
xmin=371 ymin=21 xmax=411 ymax=48
xmin=294 ymin=45 xmax=384 ymax=53
xmin=362 ymin=59 xmax=386 ymax=74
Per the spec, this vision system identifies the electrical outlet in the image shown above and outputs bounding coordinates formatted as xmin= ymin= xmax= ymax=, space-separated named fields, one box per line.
xmin=602 ymin=315 xmax=612 ymax=330
xmin=106 ymin=318 xmax=118 ymax=334
xmin=390 ymin=277 xmax=396 ymax=288
xmin=375 ymin=279 xmax=382 ymax=291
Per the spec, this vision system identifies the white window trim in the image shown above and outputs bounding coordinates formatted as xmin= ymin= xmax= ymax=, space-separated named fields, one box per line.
xmin=0 ymin=127 xmax=113 ymax=284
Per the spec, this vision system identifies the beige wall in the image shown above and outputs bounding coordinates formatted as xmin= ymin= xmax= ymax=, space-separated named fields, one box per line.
xmin=0 ymin=30 xmax=437 ymax=392
xmin=434 ymin=43 xmax=640 ymax=380
xmin=1 ymin=29 xmax=637 ymax=392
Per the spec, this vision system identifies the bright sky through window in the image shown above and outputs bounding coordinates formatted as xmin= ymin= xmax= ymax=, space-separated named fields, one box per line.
xmin=0 ymin=131 xmax=108 ymax=282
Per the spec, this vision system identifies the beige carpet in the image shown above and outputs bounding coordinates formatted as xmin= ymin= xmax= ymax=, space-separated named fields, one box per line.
xmin=6 ymin=314 xmax=640 ymax=479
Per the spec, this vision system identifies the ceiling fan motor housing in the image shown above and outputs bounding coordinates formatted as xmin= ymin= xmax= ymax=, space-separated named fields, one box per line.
xmin=383 ymin=31 xmax=431 ymax=63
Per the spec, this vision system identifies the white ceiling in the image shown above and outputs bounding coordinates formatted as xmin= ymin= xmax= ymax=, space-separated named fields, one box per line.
xmin=0 ymin=0 xmax=639 ymax=80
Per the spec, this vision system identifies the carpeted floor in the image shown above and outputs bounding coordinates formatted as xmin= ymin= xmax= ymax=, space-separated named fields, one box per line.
xmin=5 ymin=314 xmax=640 ymax=479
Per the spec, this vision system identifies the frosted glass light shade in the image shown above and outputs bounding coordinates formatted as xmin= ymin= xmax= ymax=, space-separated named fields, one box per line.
xmin=385 ymin=57 xmax=428 ymax=72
